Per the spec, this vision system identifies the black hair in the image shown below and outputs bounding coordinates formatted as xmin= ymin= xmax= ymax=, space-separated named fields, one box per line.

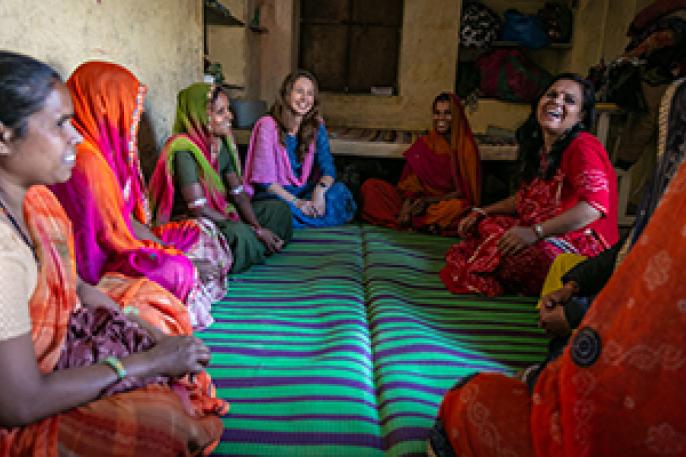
xmin=518 ymin=73 xmax=596 ymax=182
xmin=432 ymin=92 xmax=452 ymax=111
xmin=209 ymin=84 xmax=229 ymax=106
xmin=0 ymin=51 xmax=61 ymax=139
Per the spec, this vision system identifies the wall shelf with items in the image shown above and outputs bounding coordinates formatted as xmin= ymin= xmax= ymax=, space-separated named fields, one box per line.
xmin=457 ymin=0 xmax=579 ymax=134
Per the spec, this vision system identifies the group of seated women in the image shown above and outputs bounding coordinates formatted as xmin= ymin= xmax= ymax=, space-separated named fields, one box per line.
xmin=358 ymin=73 xmax=686 ymax=455
xmin=1 ymin=45 xmax=682 ymax=455
xmin=51 ymin=62 xmax=357 ymax=331
xmin=0 ymin=52 xmax=357 ymax=455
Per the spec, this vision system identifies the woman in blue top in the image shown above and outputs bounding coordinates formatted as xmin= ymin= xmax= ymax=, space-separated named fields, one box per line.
xmin=243 ymin=70 xmax=356 ymax=227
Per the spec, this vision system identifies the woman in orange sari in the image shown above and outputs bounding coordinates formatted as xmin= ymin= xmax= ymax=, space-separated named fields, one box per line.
xmin=50 ymin=62 xmax=231 ymax=329
xmin=0 ymin=51 xmax=226 ymax=456
xmin=360 ymin=93 xmax=481 ymax=235
xmin=428 ymin=151 xmax=686 ymax=457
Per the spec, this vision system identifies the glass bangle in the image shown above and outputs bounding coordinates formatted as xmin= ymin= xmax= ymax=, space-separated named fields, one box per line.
xmin=102 ymin=356 xmax=127 ymax=380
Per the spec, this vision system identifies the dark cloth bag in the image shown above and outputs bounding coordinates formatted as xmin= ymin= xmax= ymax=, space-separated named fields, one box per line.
xmin=476 ymin=49 xmax=552 ymax=102
xmin=501 ymin=9 xmax=550 ymax=49
xmin=56 ymin=306 xmax=169 ymax=396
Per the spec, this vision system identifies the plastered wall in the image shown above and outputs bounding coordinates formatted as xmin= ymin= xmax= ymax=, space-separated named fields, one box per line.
xmin=0 ymin=0 xmax=203 ymax=170
xmin=207 ymin=0 xmax=656 ymax=133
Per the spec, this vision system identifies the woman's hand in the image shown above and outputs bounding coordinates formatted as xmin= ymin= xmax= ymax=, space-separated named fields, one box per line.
xmin=539 ymin=283 xmax=577 ymax=309
xmin=457 ymin=211 xmax=482 ymax=238
xmin=312 ymin=188 xmax=327 ymax=217
xmin=409 ymin=198 xmax=428 ymax=217
xmin=254 ymin=227 xmax=284 ymax=254
xmin=539 ymin=304 xmax=571 ymax=337
xmin=497 ymin=226 xmax=537 ymax=257
xmin=295 ymin=198 xmax=318 ymax=217
xmin=146 ymin=335 xmax=211 ymax=378
xmin=397 ymin=199 xmax=413 ymax=227
xmin=192 ymin=258 xmax=220 ymax=283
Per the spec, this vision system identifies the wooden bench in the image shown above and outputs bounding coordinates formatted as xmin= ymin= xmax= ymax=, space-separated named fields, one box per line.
xmin=232 ymin=127 xmax=519 ymax=161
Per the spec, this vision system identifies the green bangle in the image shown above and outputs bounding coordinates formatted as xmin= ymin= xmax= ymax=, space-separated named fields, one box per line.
xmin=102 ymin=356 xmax=127 ymax=380
xmin=122 ymin=305 xmax=139 ymax=316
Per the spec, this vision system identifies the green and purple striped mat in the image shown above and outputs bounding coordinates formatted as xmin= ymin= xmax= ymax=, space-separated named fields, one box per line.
xmin=197 ymin=225 xmax=548 ymax=456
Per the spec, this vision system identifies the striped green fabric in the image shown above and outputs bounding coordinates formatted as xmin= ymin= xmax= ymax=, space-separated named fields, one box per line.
xmin=198 ymin=225 xmax=548 ymax=456
xmin=362 ymin=226 xmax=548 ymax=456
xmin=198 ymin=226 xmax=384 ymax=456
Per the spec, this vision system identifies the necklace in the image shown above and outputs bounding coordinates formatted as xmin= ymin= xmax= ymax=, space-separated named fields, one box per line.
xmin=0 ymin=195 xmax=38 ymax=262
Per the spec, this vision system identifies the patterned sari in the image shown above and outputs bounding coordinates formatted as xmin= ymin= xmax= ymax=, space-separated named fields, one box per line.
xmin=360 ymin=94 xmax=481 ymax=235
xmin=50 ymin=62 xmax=230 ymax=329
xmin=440 ymin=132 xmax=618 ymax=296
xmin=0 ymin=186 xmax=226 ymax=457
xmin=149 ymin=83 xmax=294 ymax=274
xmin=148 ymin=83 xmax=242 ymax=227
xmin=430 ymin=155 xmax=686 ymax=457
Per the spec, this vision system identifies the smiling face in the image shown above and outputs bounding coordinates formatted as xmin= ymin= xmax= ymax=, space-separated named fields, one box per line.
xmin=0 ymin=81 xmax=82 ymax=186
xmin=288 ymin=76 xmax=315 ymax=117
xmin=432 ymin=100 xmax=452 ymax=135
xmin=536 ymin=78 xmax=585 ymax=141
xmin=207 ymin=91 xmax=233 ymax=138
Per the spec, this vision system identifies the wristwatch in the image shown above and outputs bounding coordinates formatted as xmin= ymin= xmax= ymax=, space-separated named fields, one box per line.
xmin=533 ymin=223 xmax=545 ymax=240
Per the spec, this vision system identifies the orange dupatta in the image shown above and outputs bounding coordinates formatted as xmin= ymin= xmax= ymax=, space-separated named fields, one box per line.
xmin=398 ymin=94 xmax=481 ymax=206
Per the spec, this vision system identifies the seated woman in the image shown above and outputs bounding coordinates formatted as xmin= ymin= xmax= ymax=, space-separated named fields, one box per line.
xmin=50 ymin=62 xmax=232 ymax=329
xmin=538 ymin=76 xmax=686 ymax=345
xmin=149 ymin=83 xmax=293 ymax=274
xmin=243 ymin=70 xmax=356 ymax=227
xmin=0 ymin=51 xmax=226 ymax=456
xmin=440 ymin=74 xmax=619 ymax=297
xmin=360 ymin=93 xmax=481 ymax=235
xmin=428 ymin=151 xmax=686 ymax=457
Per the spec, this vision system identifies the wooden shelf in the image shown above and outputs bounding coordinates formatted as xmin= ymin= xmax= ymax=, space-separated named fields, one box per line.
xmin=249 ymin=25 xmax=269 ymax=33
xmin=490 ymin=40 xmax=572 ymax=49
xmin=204 ymin=3 xmax=244 ymax=27
xmin=232 ymin=128 xmax=518 ymax=161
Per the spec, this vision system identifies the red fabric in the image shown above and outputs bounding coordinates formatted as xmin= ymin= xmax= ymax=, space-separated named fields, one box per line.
xmin=558 ymin=133 xmax=618 ymax=246
xmin=401 ymin=138 xmax=455 ymax=196
xmin=437 ymin=373 xmax=534 ymax=457
xmin=440 ymin=132 xmax=617 ymax=296
xmin=360 ymin=178 xmax=404 ymax=229
xmin=435 ymin=155 xmax=686 ymax=457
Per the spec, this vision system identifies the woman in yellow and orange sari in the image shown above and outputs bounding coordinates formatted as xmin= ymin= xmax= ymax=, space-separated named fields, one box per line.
xmin=0 ymin=52 xmax=226 ymax=456
xmin=360 ymin=93 xmax=481 ymax=235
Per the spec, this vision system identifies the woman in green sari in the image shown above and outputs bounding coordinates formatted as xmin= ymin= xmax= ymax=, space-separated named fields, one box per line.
xmin=149 ymin=83 xmax=292 ymax=273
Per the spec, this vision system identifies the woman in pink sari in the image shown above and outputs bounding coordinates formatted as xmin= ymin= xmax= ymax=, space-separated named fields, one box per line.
xmin=440 ymin=74 xmax=619 ymax=297
xmin=50 ymin=62 xmax=231 ymax=329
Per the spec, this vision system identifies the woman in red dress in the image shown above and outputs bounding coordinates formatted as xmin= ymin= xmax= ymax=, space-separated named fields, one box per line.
xmin=440 ymin=74 xmax=618 ymax=297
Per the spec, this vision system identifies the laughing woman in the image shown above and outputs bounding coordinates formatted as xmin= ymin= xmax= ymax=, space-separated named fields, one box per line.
xmin=243 ymin=70 xmax=356 ymax=227
xmin=0 ymin=51 xmax=225 ymax=457
xmin=440 ymin=74 xmax=619 ymax=297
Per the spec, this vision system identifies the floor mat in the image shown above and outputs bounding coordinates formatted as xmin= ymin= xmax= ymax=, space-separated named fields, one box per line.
xmin=197 ymin=225 xmax=549 ymax=456
xmin=362 ymin=226 xmax=548 ymax=456
xmin=198 ymin=226 xmax=383 ymax=456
